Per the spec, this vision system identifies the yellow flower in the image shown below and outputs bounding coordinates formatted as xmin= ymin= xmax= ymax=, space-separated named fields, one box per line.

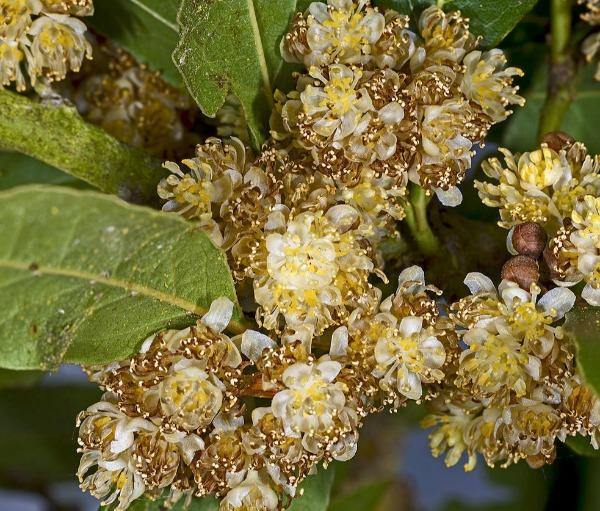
xmin=251 ymin=207 xmax=377 ymax=341
xmin=282 ymin=0 xmax=385 ymax=67
xmin=476 ymin=142 xmax=600 ymax=230
xmin=26 ymin=12 xmax=92 ymax=83
xmin=0 ymin=38 xmax=27 ymax=90
xmin=0 ymin=0 xmax=40 ymax=38
xmin=461 ymin=49 xmax=524 ymax=123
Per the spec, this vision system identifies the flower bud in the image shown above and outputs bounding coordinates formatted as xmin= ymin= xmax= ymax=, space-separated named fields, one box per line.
xmin=507 ymin=222 xmax=547 ymax=259
xmin=501 ymin=255 xmax=540 ymax=290
xmin=541 ymin=131 xmax=575 ymax=152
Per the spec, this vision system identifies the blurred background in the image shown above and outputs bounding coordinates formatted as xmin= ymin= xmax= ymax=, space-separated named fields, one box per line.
xmin=0 ymin=364 xmax=596 ymax=511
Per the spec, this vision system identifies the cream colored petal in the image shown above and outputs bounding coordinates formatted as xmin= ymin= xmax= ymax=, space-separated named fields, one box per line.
xmin=464 ymin=272 xmax=496 ymax=295
xmin=537 ymin=287 xmax=575 ymax=319
xmin=241 ymin=330 xmax=277 ymax=361
xmin=201 ymin=296 xmax=234 ymax=332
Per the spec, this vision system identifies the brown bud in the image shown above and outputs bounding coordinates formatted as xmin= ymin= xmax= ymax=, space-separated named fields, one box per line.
xmin=509 ymin=222 xmax=547 ymax=259
xmin=501 ymin=255 xmax=540 ymax=290
xmin=526 ymin=452 xmax=555 ymax=469
xmin=541 ymin=131 xmax=575 ymax=152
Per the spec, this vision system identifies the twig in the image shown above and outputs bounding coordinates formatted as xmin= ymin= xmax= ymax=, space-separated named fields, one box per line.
xmin=0 ymin=89 xmax=166 ymax=204
xmin=403 ymin=185 xmax=441 ymax=258
xmin=538 ymin=0 xmax=576 ymax=139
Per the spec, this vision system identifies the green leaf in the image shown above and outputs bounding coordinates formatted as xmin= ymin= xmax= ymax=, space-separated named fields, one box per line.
xmin=288 ymin=466 xmax=336 ymax=511
xmin=0 ymin=152 xmax=89 ymax=190
xmin=88 ymin=0 xmax=182 ymax=86
xmin=0 ymin=385 xmax=100 ymax=482
xmin=329 ymin=480 xmax=391 ymax=511
xmin=375 ymin=0 xmax=537 ymax=47
xmin=374 ymin=0 xmax=434 ymax=15
xmin=564 ymin=303 xmax=600 ymax=397
xmin=566 ymin=435 xmax=600 ymax=457
xmin=444 ymin=0 xmax=538 ymax=48
xmin=0 ymin=88 xmax=165 ymax=204
xmin=173 ymin=0 xmax=298 ymax=150
xmin=0 ymin=185 xmax=242 ymax=371
xmin=503 ymin=63 xmax=600 ymax=155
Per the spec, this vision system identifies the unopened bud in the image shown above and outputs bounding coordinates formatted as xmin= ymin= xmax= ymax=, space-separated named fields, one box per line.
xmin=501 ymin=255 xmax=540 ymax=290
xmin=507 ymin=222 xmax=547 ymax=259
xmin=541 ymin=131 xmax=575 ymax=152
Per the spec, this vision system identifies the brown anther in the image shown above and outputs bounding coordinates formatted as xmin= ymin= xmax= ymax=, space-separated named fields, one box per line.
xmin=541 ymin=131 xmax=575 ymax=152
xmin=510 ymin=222 xmax=547 ymax=259
xmin=501 ymin=255 xmax=540 ymax=290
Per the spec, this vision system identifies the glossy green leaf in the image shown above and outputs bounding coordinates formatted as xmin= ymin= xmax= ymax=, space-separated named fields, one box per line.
xmin=564 ymin=303 xmax=600 ymax=397
xmin=566 ymin=435 xmax=600 ymax=458
xmin=0 ymin=385 xmax=100 ymax=482
xmin=89 ymin=0 xmax=182 ymax=86
xmin=374 ymin=0 xmax=434 ymax=15
xmin=0 ymin=186 xmax=242 ymax=371
xmin=375 ymin=0 xmax=537 ymax=47
xmin=0 ymin=88 xmax=164 ymax=204
xmin=173 ymin=0 xmax=298 ymax=150
xmin=287 ymin=466 xmax=336 ymax=511
xmin=0 ymin=152 xmax=89 ymax=191
xmin=444 ymin=0 xmax=538 ymax=48
xmin=503 ymin=63 xmax=600 ymax=155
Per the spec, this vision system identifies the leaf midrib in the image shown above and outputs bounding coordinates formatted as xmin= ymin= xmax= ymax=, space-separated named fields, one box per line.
xmin=0 ymin=258 xmax=206 ymax=314
xmin=0 ymin=259 xmax=247 ymax=334
xmin=128 ymin=0 xmax=179 ymax=32
xmin=247 ymin=0 xmax=274 ymax=106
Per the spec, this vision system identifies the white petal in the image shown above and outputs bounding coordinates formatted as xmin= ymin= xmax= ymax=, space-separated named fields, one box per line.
xmin=582 ymin=283 xmax=600 ymax=306
xmin=398 ymin=265 xmax=425 ymax=286
xmin=378 ymin=102 xmax=404 ymax=124
xmin=537 ymin=287 xmax=576 ymax=319
xmin=399 ymin=316 xmax=423 ymax=337
xmin=506 ymin=226 xmax=518 ymax=255
xmin=177 ymin=434 xmax=205 ymax=464
xmin=325 ymin=204 xmax=359 ymax=231
xmin=241 ymin=330 xmax=277 ymax=361
xmin=434 ymin=186 xmax=463 ymax=207
xmin=251 ymin=407 xmax=272 ymax=425
xmin=317 ymin=360 xmax=342 ymax=382
xmin=201 ymin=296 xmax=233 ymax=332
xmin=464 ymin=272 xmax=496 ymax=295
xmin=330 ymin=326 xmax=349 ymax=358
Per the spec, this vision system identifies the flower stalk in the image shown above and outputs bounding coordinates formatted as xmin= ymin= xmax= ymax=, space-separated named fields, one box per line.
xmin=538 ymin=0 xmax=576 ymax=139
xmin=404 ymin=184 xmax=441 ymax=258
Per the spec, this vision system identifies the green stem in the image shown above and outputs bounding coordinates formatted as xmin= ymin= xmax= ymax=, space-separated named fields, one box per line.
xmin=404 ymin=185 xmax=441 ymax=258
xmin=0 ymin=88 xmax=165 ymax=204
xmin=538 ymin=0 xmax=576 ymax=139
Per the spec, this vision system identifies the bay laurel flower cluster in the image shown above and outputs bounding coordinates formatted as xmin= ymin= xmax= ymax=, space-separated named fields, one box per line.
xmin=77 ymin=270 xmax=458 ymax=510
xmin=475 ymin=139 xmax=600 ymax=305
xmin=75 ymin=2 xmax=597 ymax=509
xmin=273 ymin=0 xmax=524 ymax=206
xmin=69 ymin=43 xmax=198 ymax=158
xmin=581 ymin=0 xmax=600 ymax=80
xmin=423 ymin=273 xmax=600 ymax=470
xmin=0 ymin=0 xmax=93 ymax=90
xmin=157 ymin=135 xmax=390 ymax=344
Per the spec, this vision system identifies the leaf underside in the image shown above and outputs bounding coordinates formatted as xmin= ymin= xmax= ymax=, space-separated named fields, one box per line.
xmin=565 ymin=303 xmax=600 ymax=397
xmin=173 ymin=0 xmax=298 ymax=150
xmin=89 ymin=0 xmax=182 ymax=86
xmin=0 ymin=186 xmax=240 ymax=371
